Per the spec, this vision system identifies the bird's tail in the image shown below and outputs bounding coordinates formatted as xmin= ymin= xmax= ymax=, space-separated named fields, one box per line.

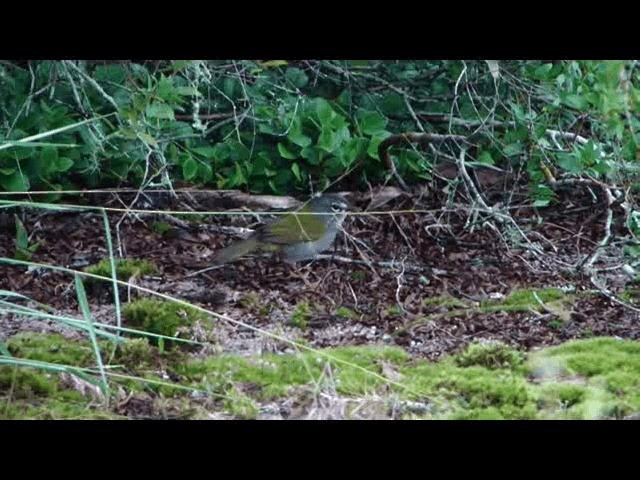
xmin=213 ymin=237 xmax=259 ymax=265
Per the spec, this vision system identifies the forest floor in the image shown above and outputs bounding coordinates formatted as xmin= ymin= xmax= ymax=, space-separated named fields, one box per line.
xmin=1 ymin=187 xmax=639 ymax=419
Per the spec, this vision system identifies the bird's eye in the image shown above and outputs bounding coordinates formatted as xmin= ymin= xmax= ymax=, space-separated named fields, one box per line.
xmin=331 ymin=202 xmax=343 ymax=212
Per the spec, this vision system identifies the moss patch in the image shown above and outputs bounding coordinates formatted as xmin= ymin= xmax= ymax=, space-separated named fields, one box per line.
xmin=85 ymin=258 xmax=158 ymax=281
xmin=123 ymin=299 xmax=206 ymax=348
xmin=454 ymin=340 xmax=525 ymax=371
xmin=335 ymin=306 xmax=358 ymax=320
xmin=290 ymin=302 xmax=312 ymax=329
xmin=6 ymin=333 xmax=101 ymax=367
xmin=176 ymin=345 xmax=410 ymax=401
xmin=422 ymin=295 xmax=468 ymax=308
xmin=480 ymin=287 xmax=572 ymax=316
xmin=528 ymin=337 xmax=640 ymax=418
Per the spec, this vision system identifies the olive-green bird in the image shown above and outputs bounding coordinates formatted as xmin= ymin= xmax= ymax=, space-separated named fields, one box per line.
xmin=213 ymin=193 xmax=350 ymax=265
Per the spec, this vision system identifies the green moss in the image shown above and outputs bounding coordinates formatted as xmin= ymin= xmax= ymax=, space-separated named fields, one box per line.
xmin=454 ymin=340 xmax=525 ymax=371
xmin=480 ymin=288 xmax=569 ymax=314
xmin=335 ymin=306 xmax=357 ymax=320
xmin=0 ymin=366 xmax=57 ymax=399
xmin=447 ymin=407 xmax=506 ymax=420
xmin=290 ymin=302 xmax=311 ymax=329
xmin=223 ymin=386 xmax=259 ymax=419
xmin=350 ymin=270 xmax=368 ymax=281
xmin=385 ymin=306 xmax=403 ymax=317
xmin=150 ymin=221 xmax=171 ymax=236
xmin=123 ymin=299 xmax=206 ymax=347
xmin=177 ymin=345 xmax=410 ymax=401
xmin=239 ymin=292 xmax=261 ymax=308
xmin=422 ymin=296 xmax=468 ymax=308
xmin=114 ymin=338 xmax=154 ymax=371
xmin=528 ymin=337 xmax=640 ymax=418
xmin=400 ymin=361 xmax=537 ymax=419
xmin=2 ymin=396 xmax=121 ymax=419
xmin=6 ymin=333 xmax=100 ymax=367
xmin=85 ymin=258 xmax=158 ymax=281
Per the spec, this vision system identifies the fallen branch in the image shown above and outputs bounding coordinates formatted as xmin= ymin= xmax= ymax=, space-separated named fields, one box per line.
xmin=590 ymin=276 xmax=640 ymax=314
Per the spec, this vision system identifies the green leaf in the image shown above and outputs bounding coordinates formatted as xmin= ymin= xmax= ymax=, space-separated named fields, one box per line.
xmin=277 ymin=143 xmax=298 ymax=160
xmin=503 ymin=142 xmax=524 ymax=156
xmin=193 ymin=147 xmax=217 ymax=158
xmin=15 ymin=217 xmax=28 ymax=251
xmin=533 ymin=199 xmax=551 ymax=207
xmin=379 ymin=93 xmax=406 ymax=115
xmin=561 ymin=94 xmax=589 ymax=110
xmin=39 ymin=146 xmax=58 ymax=176
xmin=477 ymin=151 xmax=495 ymax=165
xmin=317 ymin=128 xmax=342 ymax=153
xmin=357 ymin=110 xmax=387 ymax=135
xmin=55 ymin=157 xmax=74 ymax=172
xmin=301 ymin=146 xmax=321 ymax=165
xmin=198 ymin=163 xmax=213 ymax=183
xmin=291 ymin=162 xmax=302 ymax=182
xmin=146 ymin=103 xmax=175 ymax=120
xmin=138 ymin=132 xmax=159 ymax=147
xmin=316 ymin=99 xmax=336 ymax=127
xmin=182 ymin=156 xmax=199 ymax=180
xmin=285 ymin=68 xmax=309 ymax=89
xmin=367 ymin=132 xmax=390 ymax=160
xmin=258 ymin=60 xmax=288 ymax=69
xmin=0 ymin=168 xmax=16 ymax=175
xmin=176 ymin=86 xmax=200 ymax=96
xmin=288 ymin=122 xmax=313 ymax=148
xmin=556 ymin=153 xmax=582 ymax=174
xmin=0 ymin=172 xmax=30 ymax=192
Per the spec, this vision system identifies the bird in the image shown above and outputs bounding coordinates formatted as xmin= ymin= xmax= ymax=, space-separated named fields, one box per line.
xmin=213 ymin=193 xmax=351 ymax=265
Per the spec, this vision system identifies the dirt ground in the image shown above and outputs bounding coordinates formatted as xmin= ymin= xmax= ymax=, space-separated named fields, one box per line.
xmin=2 ymin=187 xmax=638 ymax=361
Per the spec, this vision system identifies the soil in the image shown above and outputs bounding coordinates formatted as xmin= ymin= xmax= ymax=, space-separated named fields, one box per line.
xmin=2 ymin=187 xmax=638 ymax=361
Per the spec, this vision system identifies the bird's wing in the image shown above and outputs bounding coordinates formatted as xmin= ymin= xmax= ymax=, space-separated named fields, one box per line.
xmin=258 ymin=211 xmax=328 ymax=244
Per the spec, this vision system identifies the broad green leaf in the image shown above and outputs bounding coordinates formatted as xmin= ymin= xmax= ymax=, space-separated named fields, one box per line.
xmin=556 ymin=153 xmax=582 ymax=174
xmin=477 ymin=151 xmax=495 ymax=165
xmin=138 ymin=132 xmax=158 ymax=147
xmin=146 ymin=103 xmax=175 ymax=120
xmin=55 ymin=157 xmax=74 ymax=172
xmin=39 ymin=146 xmax=58 ymax=175
xmin=367 ymin=132 xmax=390 ymax=160
xmin=317 ymin=128 xmax=340 ymax=153
xmin=357 ymin=110 xmax=387 ymax=135
xmin=316 ymin=99 xmax=336 ymax=127
xmin=561 ymin=94 xmax=589 ymax=110
xmin=193 ymin=147 xmax=217 ymax=158
xmin=277 ymin=143 xmax=298 ymax=160
xmin=288 ymin=123 xmax=313 ymax=148
xmin=285 ymin=68 xmax=309 ymax=89
xmin=198 ymin=163 xmax=213 ymax=183
xmin=301 ymin=146 xmax=321 ymax=165
xmin=0 ymin=172 xmax=30 ymax=192
xmin=182 ymin=157 xmax=199 ymax=180
xmin=176 ymin=86 xmax=200 ymax=96
xmin=503 ymin=142 xmax=524 ymax=156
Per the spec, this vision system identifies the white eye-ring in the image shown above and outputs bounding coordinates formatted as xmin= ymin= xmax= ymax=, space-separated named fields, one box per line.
xmin=331 ymin=202 xmax=344 ymax=212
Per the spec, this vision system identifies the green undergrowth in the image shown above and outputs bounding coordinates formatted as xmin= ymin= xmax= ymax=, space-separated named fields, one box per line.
xmin=480 ymin=287 xmax=571 ymax=313
xmin=85 ymin=258 xmax=158 ymax=281
xmin=122 ymin=298 xmax=208 ymax=348
xmin=2 ymin=331 xmax=639 ymax=419
xmin=420 ymin=288 xmax=575 ymax=324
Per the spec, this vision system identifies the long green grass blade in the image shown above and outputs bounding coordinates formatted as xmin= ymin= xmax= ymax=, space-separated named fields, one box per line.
xmin=74 ymin=275 xmax=109 ymax=399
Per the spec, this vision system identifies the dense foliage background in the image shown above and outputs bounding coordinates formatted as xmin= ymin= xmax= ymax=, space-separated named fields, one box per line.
xmin=1 ymin=60 xmax=637 ymax=205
